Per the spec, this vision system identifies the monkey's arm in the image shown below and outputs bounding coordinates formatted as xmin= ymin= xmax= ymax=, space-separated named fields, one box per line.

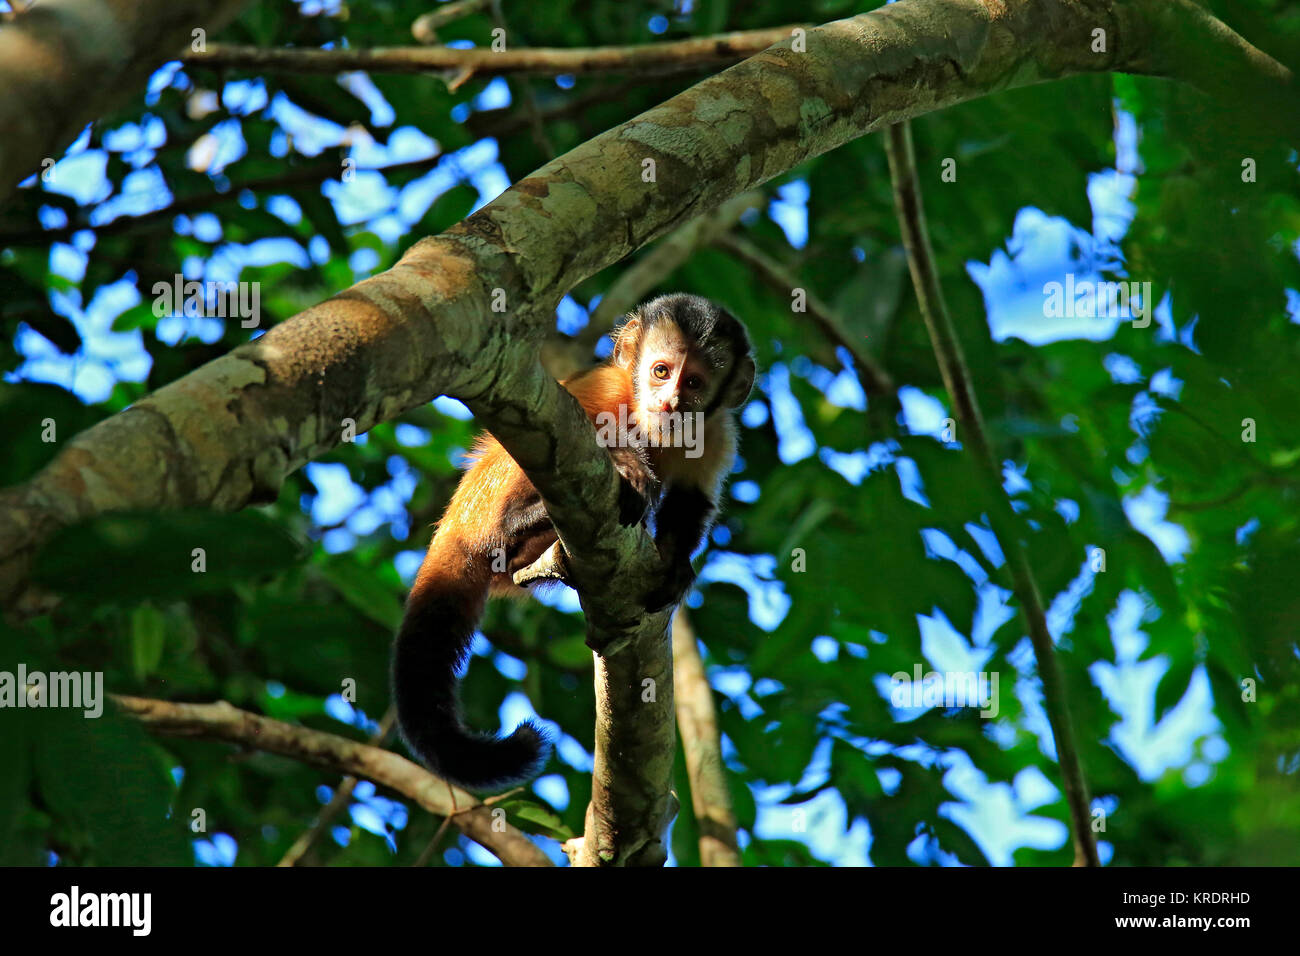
xmin=609 ymin=444 xmax=658 ymax=527
xmin=645 ymin=484 xmax=716 ymax=610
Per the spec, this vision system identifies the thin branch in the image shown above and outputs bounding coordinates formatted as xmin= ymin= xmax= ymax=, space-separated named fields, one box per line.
xmin=671 ymin=608 xmax=741 ymax=867
xmin=114 ymin=695 xmax=554 ymax=867
xmin=1169 ymin=471 xmax=1298 ymax=513
xmin=277 ymin=707 xmax=396 ymax=867
xmin=183 ymin=26 xmax=805 ymax=78
xmin=712 ymin=231 xmax=897 ymax=399
xmin=412 ymin=787 xmax=521 ymax=867
xmin=883 ymin=120 xmax=1099 ymax=867
xmin=411 ymin=0 xmax=491 ymax=44
xmin=487 ymin=1 xmax=555 ymax=158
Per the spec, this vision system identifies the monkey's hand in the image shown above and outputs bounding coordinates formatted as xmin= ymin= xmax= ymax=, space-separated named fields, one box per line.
xmin=643 ymin=556 xmax=696 ymax=613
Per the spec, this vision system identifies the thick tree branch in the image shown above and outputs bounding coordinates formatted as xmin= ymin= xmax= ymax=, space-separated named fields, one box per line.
xmin=113 ymin=695 xmax=554 ymax=867
xmin=183 ymin=26 xmax=805 ymax=79
xmin=672 ymin=608 xmax=741 ymax=867
xmin=884 ymin=119 xmax=1099 ymax=867
xmin=1119 ymin=0 xmax=1297 ymax=141
xmin=0 ymin=0 xmax=251 ymax=206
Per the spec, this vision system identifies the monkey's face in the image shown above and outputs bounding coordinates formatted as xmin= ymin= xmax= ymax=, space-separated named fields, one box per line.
xmin=636 ymin=323 xmax=715 ymax=447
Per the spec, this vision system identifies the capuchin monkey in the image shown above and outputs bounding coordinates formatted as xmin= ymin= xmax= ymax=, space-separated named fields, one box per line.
xmin=391 ymin=293 xmax=755 ymax=791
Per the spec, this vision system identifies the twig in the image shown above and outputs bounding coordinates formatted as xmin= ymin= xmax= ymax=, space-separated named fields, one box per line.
xmin=412 ymin=786 xmax=523 ymax=866
xmin=411 ymin=0 xmax=491 ymax=44
xmin=883 ymin=120 xmax=1099 ymax=867
xmin=486 ymin=1 xmax=555 ymax=157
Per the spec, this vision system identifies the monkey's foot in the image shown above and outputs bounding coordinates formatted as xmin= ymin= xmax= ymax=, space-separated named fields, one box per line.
xmin=513 ymin=540 xmax=573 ymax=589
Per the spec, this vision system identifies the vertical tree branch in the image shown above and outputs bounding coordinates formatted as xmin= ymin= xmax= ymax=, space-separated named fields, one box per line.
xmin=577 ymin=625 xmax=679 ymax=867
xmin=516 ymin=541 xmax=678 ymax=868
xmin=672 ymin=608 xmax=741 ymax=867
xmin=883 ymin=120 xmax=1099 ymax=867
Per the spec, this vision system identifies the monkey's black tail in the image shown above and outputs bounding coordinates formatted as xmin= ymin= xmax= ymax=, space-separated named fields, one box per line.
xmin=391 ymin=583 xmax=551 ymax=791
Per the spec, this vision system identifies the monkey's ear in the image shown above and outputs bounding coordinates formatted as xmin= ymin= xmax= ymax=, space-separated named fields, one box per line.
xmin=611 ymin=315 xmax=643 ymax=370
xmin=723 ymin=351 xmax=756 ymax=408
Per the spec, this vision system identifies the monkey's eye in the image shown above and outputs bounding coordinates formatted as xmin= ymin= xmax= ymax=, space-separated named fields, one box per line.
xmin=684 ymin=375 xmax=703 ymax=391
xmin=653 ymin=363 xmax=671 ymax=380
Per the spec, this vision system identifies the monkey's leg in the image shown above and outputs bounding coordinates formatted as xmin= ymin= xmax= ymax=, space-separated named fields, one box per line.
xmin=499 ymin=494 xmax=562 ymax=583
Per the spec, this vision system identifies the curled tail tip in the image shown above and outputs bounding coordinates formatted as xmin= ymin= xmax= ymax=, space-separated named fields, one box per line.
xmin=399 ymin=716 xmax=554 ymax=792
xmin=509 ymin=718 xmax=555 ymax=780
xmin=391 ymin=584 xmax=551 ymax=791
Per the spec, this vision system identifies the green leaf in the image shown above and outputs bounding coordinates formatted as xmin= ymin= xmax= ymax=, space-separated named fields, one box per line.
xmin=130 ymin=603 xmax=167 ymax=680
xmin=31 ymin=511 xmax=308 ymax=604
xmin=499 ymin=799 xmax=573 ymax=840
xmin=318 ymin=557 xmax=404 ymax=632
